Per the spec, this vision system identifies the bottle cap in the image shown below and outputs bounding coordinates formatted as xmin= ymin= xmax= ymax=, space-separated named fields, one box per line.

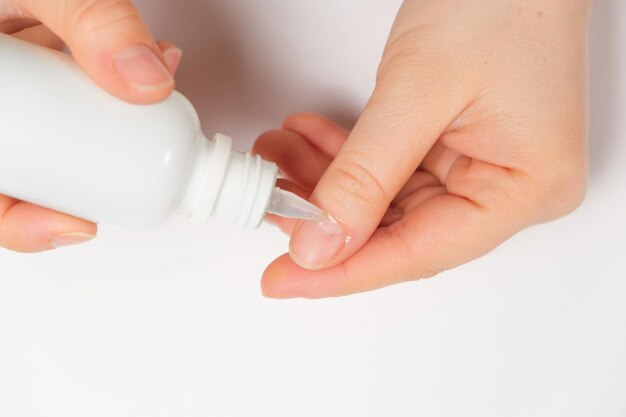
xmin=185 ymin=134 xmax=278 ymax=229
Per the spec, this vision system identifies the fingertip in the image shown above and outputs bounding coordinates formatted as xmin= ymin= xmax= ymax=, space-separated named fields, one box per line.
xmin=282 ymin=113 xmax=349 ymax=157
xmin=49 ymin=231 xmax=96 ymax=249
xmin=282 ymin=112 xmax=348 ymax=135
xmin=0 ymin=202 xmax=97 ymax=253
xmin=157 ymin=41 xmax=183 ymax=75
xmin=261 ymin=254 xmax=351 ymax=299
xmin=282 ymin=112 xmax=321 ymax=130
xmin=252 ymin=129 xmax=286 ymax=157
xmin=110 ymin=43 xmax=175 ymax=103
xmin=162 ymin=49 xmax=182 ymax=75
xmin=261 ymin=254 xmax=309 ymax=299
xmin=261 ymin=255 xmax=291 ymax=299
xmin=52 ymin=214 xmax=98 ymax=240
xmin=65 ymin=42 xmax=176 ymax=105
xmin=23 ymin=0 xmax=179 ymax=105
xmin=45 ymin=210 xmax=98 ymax=251
xmin=289 ymin=215 xmax=347 ymax=271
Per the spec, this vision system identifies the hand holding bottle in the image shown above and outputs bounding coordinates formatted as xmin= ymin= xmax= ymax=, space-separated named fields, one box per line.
xmin=0 ymin=0 xmax=180 ymax=252
xmin=254 ymin=0 xmax=592 ymax=298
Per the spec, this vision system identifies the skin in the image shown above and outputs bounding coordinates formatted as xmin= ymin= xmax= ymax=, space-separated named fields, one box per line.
xmin=1 ymin=1 xmax=591 ymax=300
xmin=253 ymin=0 xmax=592 ymax=298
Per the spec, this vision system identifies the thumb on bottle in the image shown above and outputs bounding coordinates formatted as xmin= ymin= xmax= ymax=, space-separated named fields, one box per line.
xmin=19 ymin=0 xmax=179 ymax=104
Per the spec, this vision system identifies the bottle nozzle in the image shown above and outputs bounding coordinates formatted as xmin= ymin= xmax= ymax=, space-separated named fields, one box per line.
xmin=266 ymin=187 xmax=325 ymax=222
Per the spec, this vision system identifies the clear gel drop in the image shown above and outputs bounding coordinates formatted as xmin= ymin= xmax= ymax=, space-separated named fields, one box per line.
xmin=266 ymin=187 xmax=325 ymax=222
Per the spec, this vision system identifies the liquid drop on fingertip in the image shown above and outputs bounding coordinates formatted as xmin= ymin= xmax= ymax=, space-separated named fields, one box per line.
xmin=266 ymin=187 xmax=325 ymax=222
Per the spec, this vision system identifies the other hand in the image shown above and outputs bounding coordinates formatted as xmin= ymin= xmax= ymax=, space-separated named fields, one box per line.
xmin=254 ymin=0 xmax=591 ymax=298
xmin=0 ymin=0 xmax=181 ymax=252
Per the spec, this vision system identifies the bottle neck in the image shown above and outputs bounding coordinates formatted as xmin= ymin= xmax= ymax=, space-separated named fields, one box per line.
xmin=182 ymin=134 xmax=278 ymax=229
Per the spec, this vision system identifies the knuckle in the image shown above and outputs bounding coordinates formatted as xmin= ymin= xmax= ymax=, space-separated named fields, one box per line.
xmin=386 ymin=225 xmax=442 ymax=281
xmin=548 ymin=169 xmax=588 ymax=218
xmin=533 ymin=153 xmax=588 ymax=221
xmin=327 ymin=150 xmax=390 ymax=208
xmin=67 ymin=0 xmax=141 ymax=37
xmin=376 ymin=49 xmax=412 ymax=85
xmin=375 ymin=51 xmax=427 ymax=100
xmin=377 ymin=27 xmax=455 ymax=86
xmin=378 ymin=30 xmax=422 ymax=82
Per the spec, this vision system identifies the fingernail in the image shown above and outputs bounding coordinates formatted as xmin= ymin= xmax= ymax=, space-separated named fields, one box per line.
xmin=50 ymin=232 xmax=96 ymax=249
xmin=114 ymin=44 xmax=173 ymax=90
xmin=289 ymin=215 xmax=347 ymax=270
xmin=162 ymin=47 xmax=183 ymax=74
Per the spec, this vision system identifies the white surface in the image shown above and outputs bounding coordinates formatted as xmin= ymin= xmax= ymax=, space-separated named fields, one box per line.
xmin=1 ymin=1 xmax=625 ymax=416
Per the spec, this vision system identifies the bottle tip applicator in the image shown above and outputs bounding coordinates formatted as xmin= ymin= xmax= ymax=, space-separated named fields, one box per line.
xmin=266 ymin=187 xmax=325 ymax=222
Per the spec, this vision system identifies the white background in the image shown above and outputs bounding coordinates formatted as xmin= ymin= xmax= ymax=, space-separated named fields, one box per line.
xmin=1 ymin=1 xmax=625 ymax=416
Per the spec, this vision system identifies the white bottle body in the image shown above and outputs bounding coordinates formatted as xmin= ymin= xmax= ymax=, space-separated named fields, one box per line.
xmin=0 ymin=34 xmax=276 ymax=229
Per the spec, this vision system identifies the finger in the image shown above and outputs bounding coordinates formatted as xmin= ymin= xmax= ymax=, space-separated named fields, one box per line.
xmin=264 ymin=154 xmax=528 ymax=298
xmin=282 ymin=112 xmax=349 ymax=157
xmin=17 ymin=0 xmax=179 ymax=104
xmin=382 ymin=175 xmax=445 ymax=227
xmin=392 ymin=170 xmax=440 ymax=205
xmin=386 ymin=184 xmax=447 ymax=225
xmin=288 ymin=60 xmax=474 ymax=270
xmin=0 ymin=1 xmax=36 ymax=32
xmin=420 ymin=140 xmax=463 ymax=185
xmin=253 ymin=129 xmax=332 ymax=191
xmin=11 ymin=24 xmax=64 ymax=49
xmin=263 ymin=194 xmax=514 ymax=299
xmin=156 ymin=40 xmax=182 ymax=74
xmin=0 ymin=18 xmax=39 ymax=34
xmin=0 ymin=195 xmax=97 ymax=253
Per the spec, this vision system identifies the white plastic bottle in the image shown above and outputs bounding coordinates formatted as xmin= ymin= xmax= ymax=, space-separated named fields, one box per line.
xmin=0 ymin=34 xmax=323 ymax=230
